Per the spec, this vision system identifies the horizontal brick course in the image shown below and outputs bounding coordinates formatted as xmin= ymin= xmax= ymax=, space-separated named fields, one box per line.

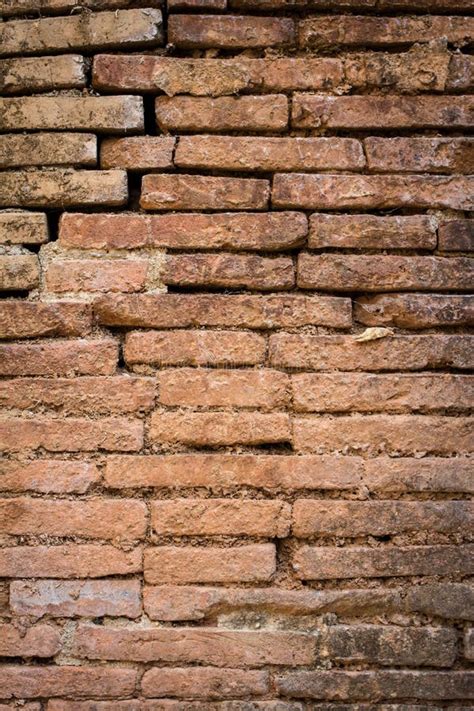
xmin=354 ymin=293 xmax=474 ymax=328
xmin=0 ymin=55 xmax=86 ymax=94
xmin=0 ymin=132 xmax=97 ymax=169
xmin=168 ymin=14 xmax=295 ymax=48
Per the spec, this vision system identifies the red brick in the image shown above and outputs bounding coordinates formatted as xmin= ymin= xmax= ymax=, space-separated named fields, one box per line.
xmin=439 ymin=219 xmax=474 ymax=251
xmin=0 ymin=339 xmax=118 ymax=376
xmin=0 ymin=55 xmax=86 ymax=94
xmin=45 ymin=258 xmax=149 ymax=294
xmin=0 ymin=460 xmax=99 ymax=494
xmin=269 ymin=334 xmax=473 ymax=371
xmin=155 ymin=95 xmax=288 ymax=133
xmin=0 ymin=133 xmax=97 ymax=169
xmin=0 ymin=666 xmax=137 ymax=700
xmin=151 ymin=499 xmax=290 ymax=537
xmin=162 ymin=254 xmax=294 ymax=290
xmin=0 ymin=545 xmax=141 ymax=578
xmin=0 ymin=211 xmax=48 ymax=245
xmin=145 ymin=544 xmax=275 ymax=584
xmin=0 ymin=302 xmax=91 ymax=340
xmin=0 ymin=417 xmax=143 ymax=453
xmin=292 ymin=94 xmax=473 ymax=129
xmin=60 ymin=211 xmax=307 ymax=251
xmin=297 ymin=254 xmax=473 ymax=292
xmin=175 ymin=136 xmax=364 ymax=172
xmin=169 ymin=14 xmax=295 ymax=48
xmin=293 ymin=415 xmax=473 ymax=455
xmin=10 ymin=579 xmax=142 ymax=619
xmin=95 ymin=293 xmax=350 ymax=329
xmin=149 ymin=411 xmax=291 ymax=447
xmin=355 ymin=294 xmax=474 ymax=328
xmin=159 ymin=369 xmax=289 ymax=409
xmin=0 ymin=254 xmax=39 ymax=291
xmin=272 ymin=174 xmax=474 ymax=210
xmin=293 ymin=544 xmax=474 ymax=581
xmin=124 ymin=330 xmax=265 ymax=367
xmin=365 ymin=137 xmax=474 ymax=173
xmin=100 ymin=136 xmax=175 ymax=171
xmin=0 ymin=623 xmax=60 ymax=658
xmin=141 ymin=174 xmax=269 ymax=211
xmin=141 ymin=667 xmax=269 ymax=699
xmin=309 ymin=214 xmax=437 ymax=250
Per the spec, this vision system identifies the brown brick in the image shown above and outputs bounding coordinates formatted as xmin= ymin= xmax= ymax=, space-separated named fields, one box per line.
xmin=355 ymin=294 xmax=474 ymax=328
xmin=406 ymin=582 xmax=474 ymax=621
xmin=0 ymin=339 xmax=118 ymax=376
xmin=141 ymin=174 xmax=269 ymax=211
xmin=0 ymin=0 xmax=126 ymax=14
xmin=155 ymin=95 xmax=288 ymax=133
xmin=48 ymin=701 xmax=303 ymax=711
xmin=465 ymin=629 xmax=474 ymax=660
xmin=0 ymin=666 xmax=137 ymax=700
xmin=366 ymin=137 xmax=474 ymax=173
xmin=124 ymin=330 xmax=265 ymax=367
xmin=293 ymin=544 xmax=474 ymax=581
xmin=175 ymin=136 xmax=364 ymax=172
xmin=0 ymin=417 xmax=143 ymax=453
xmin=297 ymin=254 xmax=474 ymax=292
xmin=149 ymin=411 xmax=291 ymax=447
xmin=293 ymin=415 xmax=473 ymax=455
xmin=235 ymin=0 xmax=473 ymax=7
xmin=141 ymin=667 xmax=269 ymax=699
xmin=162 ymin=254 xmax=294 ymax=290
xmin=151 ymin=499 xmax=290 ymax=537
xmin=0 ymin=170 xmax=128 ymax=209
xmin=60 ymin=211 xmax=307 ymax=251
xmin=309 ymin=214 xmax=437 ymax=250
xmin=0 ymin=460 xmax=99 ymax=494
xmin=0 ymin=624 xmax=60 ymax=658
xmin=0 ymin=211 xmax=48 ymax=245
xmin=292 ymin=94 xmax=474 ymax=129
xmin=10 ymin=579 xmax=142 ymax=619
xmin=0 ymin=55 xmax=86 ymax=94
xmin=0 ymin=133 xmax=97 ymax=169
xmin=45 ymin=258 xmax=149 ymax=294
xmin=100 ymin=136 xmax=175 ymax=171
xmin=447 ymin=52 xmax=474 ymax=90
xmin=439 ymin=219 xmax=474 ymax=251
xmin=0 ymin=254 xmax=39 ymax=291
xmin=272 ymin=174 xmax=474 ymax=210
xmin=0 ymin=9 xmax=163 ymax=56
xmin=0 ymin=545 xmax=142 ymax=578
xmin=169 ymin=0 xmax=227 ymax=7
xmin=362 ymin=457 xmax=474 ymax=494
xmin=0 ymin=376 xmax=155 ymax=414
xmin=0 ymin=704 xmax=39 ymax=711
xmin=145 ymin=544 xmax=276 ymax=584
xmin=95 ymin=293 xmax=350 ymax=329
xmin=269 ymin=334 xmax=473 ymax=371
xmin=0 ymin=96 xmax=143 ymax=133
xmin=293 ymin=500 xmax=473 ymax=537
xmin=159 ymin=369 xmax=289 ymax=409
xmin=169 ymin=14 xmax=294 ymax=48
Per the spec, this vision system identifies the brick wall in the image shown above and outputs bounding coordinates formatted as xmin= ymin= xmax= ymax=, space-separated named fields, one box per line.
xmin=0 ymin=0 xmax=473 ymax=706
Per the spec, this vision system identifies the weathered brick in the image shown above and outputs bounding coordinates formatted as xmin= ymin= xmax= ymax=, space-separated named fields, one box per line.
xmin=0 ymin=170 xmax=128 ymax=209
xmin=269 ymin=334 xmax=473 ymax=371
xmin=292 ymin=95 xmax=473 ymax=129
xmin=60 ymin=211 xmax=308 ymax=251
xmin=10 ymin=579 xmax=142 ymax=619
xmin=175 ymin=136 xmax=364 ymax=172
xmin=45 ymin=258 xmax=149 ymax=294
xmin=151 ymin=499 xmax=290 ymax=537
xmin=100 ymin=136 xmax=175 ymax=170
xmin=169 ymin=0 xmax=227 ymax=7
xmin=355 ymin=294 xmax=474 ymax=328
xmin=95 ymin=293 xmax=350 ymax=329
xmin=0 ymin=417 xmax=143 ymax=453
xmin=159 ymin=369 xmax=289 ymax=409
xmin=0 ymin=96 xmax=143 ymax=133
xmin=141 ymin=667 xmax=269 ymax=699
xmin=292 ymin=373 xmax=473 ymax=412
xmin=0 ymin=133 xmax=96 ymax=169
xmin=0 ymin=0 xmax=128 ymax=15
xmin=0 ymin=544 xmax=141 ymax=578
xmin=272 ymin=174 xmax=474 ymax=210
xmin=0 ymin=497 xmax=146 ymax=539
xmin=47 ymin=701 xmax=299 ymax=711
xmin=0 ymin=255 xmax=39 ymax=291
xmin=406 ymin=582 xmax=474 ymax=621
xmin=366 ymin=137 xmax=474 ymax=173
xmin=0 ymin=624 xmax=60 ymax=657
xmin=439 ymin=219 xmax=474 ymax=251
xmin=162 ymin=254 xmax=294 ymax=290
xmin=293 ymin=500 xmax=473 ymax=537
xmin=363 ymin=457 xmax=473 ymax=494
xmin=0 ymin=704 xmax=39 ymax=711
xmin=0 ymin=211 xmax=48 ymax=245
xmin=0 ymin=376 xmax=155 ymax=414
xmin=0 ymin=55 xmax=86 ymax=94
xmin=155 ymin=95 xmax=288 ymax=133
xmin=0 ymin=339 xmax=117 ymax=376
xmin=169 ymin=14 xmax=294 ymax=48
xmin=465 ymin=629 xmax=474 ymax=660
xmin=235 ymin=0 xmax=473 ymax=7
xmin=0 ymin=9 xmax=163 ymax=56
xmin=276 ymin=670 xmax=474 ymax=700
xmin=149 ymin=411 xmax=291 ymax=447
xmin=144 ymin=544 xmax=276 ymax=584
xmin=0 ymin=460 xmax=99 ymax=494
xmin=293 ymin=415 xmax=473 ymax=455
xmin=309 ymin=214 xmax=437 ymax=250
xmin=297 ymin=254 xmax=474 ymax=291
xmin=141 ymin=174 xmax=269 ymax=211
xmin=0 ymin=666 xmax=137 ymax=700
xmin=447 ymin=52 xmax=474 ymax=90
xmin=293 ymin=544 xmax=474 ymax=580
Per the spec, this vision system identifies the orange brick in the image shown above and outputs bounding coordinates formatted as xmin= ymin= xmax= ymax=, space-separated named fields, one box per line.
xmin=100 ymin=136 xmax=175 ymax=170
xmin=0 ymin=666 xmax=137 ymax=700
xmin=168 ymin=14 xmax=295 ymax=48
xmin=355 ymin=294 xmax=474 ymax=328
xmin=365 ymin=137 xmax=473 ymax=173
xmin=0 ymin=460 xmax=99 ymax=494
xmin=0 ymin=339 xmax=118 ymax=376
xmin=309 ymin=214 xmax=437 ymax=250
xmin=0 ymin=624 xmax=60 ymax=658
xmin=45 ymin=258 xmax=149 ymax=293
xmin=141 ymin=667 xmax=269 ymax=699
xmin=0 ymin=302 xmax=91 ymax=340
